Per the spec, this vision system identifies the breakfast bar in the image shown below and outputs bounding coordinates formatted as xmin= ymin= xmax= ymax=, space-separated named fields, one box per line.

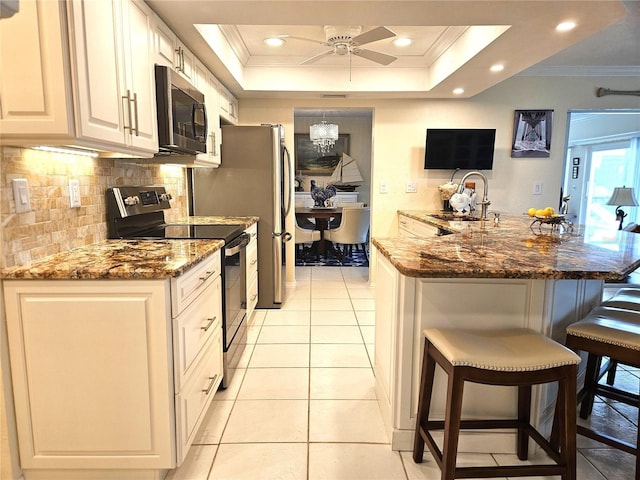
xmin=373 ymin=211 xmax=640 ymax=452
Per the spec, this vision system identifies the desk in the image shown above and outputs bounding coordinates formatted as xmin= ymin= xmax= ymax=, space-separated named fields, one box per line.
xmin=295 ymin=207 xmax=342 ymax=257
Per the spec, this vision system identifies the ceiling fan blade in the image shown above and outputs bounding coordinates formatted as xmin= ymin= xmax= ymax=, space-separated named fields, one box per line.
xmin=300 ymin=49 xmax=334 ymax=65
xmin=351 ymin=26 xmax=396 ymax=46
xmin=278 ymin=34 xmax=329 ymax=46
xmin=352 ymin=48 xmax=397 ymax=65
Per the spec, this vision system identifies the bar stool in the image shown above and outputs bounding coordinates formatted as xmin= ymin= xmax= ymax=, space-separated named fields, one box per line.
xmin=564 ymin=306 xmax=640 ymax=478
xmin=413 ymin=327 xmax=581 ymax=480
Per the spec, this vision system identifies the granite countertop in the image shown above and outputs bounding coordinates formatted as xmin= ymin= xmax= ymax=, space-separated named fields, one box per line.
xmin=1 ymin=239 xmax=225 ymax=280
xmin=176 ymin=216 xmax=259 ymax=229
xmin=372 ymin=210 xmax=640 ymax=280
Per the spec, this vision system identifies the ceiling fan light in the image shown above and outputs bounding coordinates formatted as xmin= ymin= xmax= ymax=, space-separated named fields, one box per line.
xmin=264 ymin=37 xmax=285 ymax=46
xmin=394 ymin=37 xmax=412 ymax=47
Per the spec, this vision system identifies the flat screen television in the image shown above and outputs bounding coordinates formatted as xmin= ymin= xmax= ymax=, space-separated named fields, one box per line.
xmin=424 ymin=128 xmax=496 ymax=170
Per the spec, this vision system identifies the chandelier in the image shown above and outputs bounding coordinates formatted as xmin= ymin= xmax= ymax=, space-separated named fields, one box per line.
xmin=309 ymin=119 xmax=338 ymax=154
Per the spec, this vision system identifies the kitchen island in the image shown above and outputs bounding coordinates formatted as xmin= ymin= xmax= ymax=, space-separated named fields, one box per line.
xmin=373 ymin=211 xmax=640 ymax=452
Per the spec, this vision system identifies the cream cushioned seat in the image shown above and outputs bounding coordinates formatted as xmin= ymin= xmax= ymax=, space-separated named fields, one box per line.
xmin=566 ymin=306 xmax=640 ymax=350
xmin=424 ymin=327 xmax=581 ymax=371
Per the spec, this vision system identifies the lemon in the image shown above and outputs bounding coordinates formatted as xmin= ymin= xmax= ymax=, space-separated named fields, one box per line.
xmin=535 ymin=209 xmax=546 ymax=217
xmin=527 ymin=207 xmax=537 ymax=217
xmin=544 ymin=206 xmax=555 ymax=216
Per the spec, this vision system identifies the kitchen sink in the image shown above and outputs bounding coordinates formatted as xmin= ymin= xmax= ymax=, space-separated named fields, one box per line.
xmin=429 ymin=213 xmax=482 ymax=222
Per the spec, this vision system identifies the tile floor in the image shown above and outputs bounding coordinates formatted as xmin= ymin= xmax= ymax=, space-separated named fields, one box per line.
xmin=167 ymin=267 xmax=638 ymax=480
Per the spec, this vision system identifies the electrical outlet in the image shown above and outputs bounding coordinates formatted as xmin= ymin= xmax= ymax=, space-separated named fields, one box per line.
xmin=69 ymin=179 xmax=81 ymax=208
xmin=406 ymin=181 xmax=418 ymax=193
xmin=380 ymin=181 xmax=388 ymax=194
xmin=533 ymin=182 xmax=543 ymax=195
xmin=12 ymin=178 xmax=31 ymax=213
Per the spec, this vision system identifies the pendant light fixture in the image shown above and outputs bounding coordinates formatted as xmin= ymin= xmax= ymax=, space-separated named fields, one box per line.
xmin=309 ymin=114 xmax=338 ymax=154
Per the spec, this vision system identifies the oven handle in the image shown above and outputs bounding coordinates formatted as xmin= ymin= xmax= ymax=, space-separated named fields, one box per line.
xmin=225 ymin=233 xmax=250 ymax=257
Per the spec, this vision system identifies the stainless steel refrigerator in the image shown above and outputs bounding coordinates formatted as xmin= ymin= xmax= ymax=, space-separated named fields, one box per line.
xmin=188 ymin=124 xmax=292 ymax=308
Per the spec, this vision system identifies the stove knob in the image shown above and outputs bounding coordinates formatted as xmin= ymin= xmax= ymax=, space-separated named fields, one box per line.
xmin=159 ymin=193 xmax=173 ymax=202
xmin=123 ymin=196 xmax=139 ymax=206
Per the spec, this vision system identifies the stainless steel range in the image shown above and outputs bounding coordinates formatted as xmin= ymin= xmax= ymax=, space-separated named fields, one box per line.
xmin=106 ymin=185 xmax=249 ymax=388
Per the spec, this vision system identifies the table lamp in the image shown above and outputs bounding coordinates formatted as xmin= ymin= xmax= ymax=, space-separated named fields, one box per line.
xmin=606 ymin=186 xmax=638 ymax=230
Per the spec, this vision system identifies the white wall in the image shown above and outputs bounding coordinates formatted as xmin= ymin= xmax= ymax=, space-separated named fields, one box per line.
xmin=239 ymin=75 xmax=640 ymax=282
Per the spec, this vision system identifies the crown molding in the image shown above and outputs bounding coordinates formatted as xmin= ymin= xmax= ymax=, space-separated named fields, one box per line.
xmin=519 ymin=65 xmax=640 ymax=77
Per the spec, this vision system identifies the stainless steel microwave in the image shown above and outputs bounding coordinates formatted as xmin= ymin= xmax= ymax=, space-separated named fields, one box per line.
xmin=155 ymin=65 xmax=207 ymax=155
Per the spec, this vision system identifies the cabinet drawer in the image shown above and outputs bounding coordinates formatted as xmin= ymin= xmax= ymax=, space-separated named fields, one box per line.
xmin=247 ymin=274 xmax=258 ymax=318
xmin=175 ymin=329 xmax=222 ymax=464
xmin=174 ymin=275 xmax=222 ymax=390
xmin=171 ymin=250 xmax=221 ymax=317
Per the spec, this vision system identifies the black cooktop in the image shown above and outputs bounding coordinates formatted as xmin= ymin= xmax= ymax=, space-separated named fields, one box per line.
xmin=127 ymin=224 xmax=245 ymax=242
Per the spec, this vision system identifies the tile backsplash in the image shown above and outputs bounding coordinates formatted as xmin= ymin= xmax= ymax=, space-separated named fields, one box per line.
xmin=0 ymin=147 xmax=188 ymax=268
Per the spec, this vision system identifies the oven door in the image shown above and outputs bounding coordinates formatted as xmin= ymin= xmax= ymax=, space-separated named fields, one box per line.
xmin=223 ymin=233 xmax=250 ymax=352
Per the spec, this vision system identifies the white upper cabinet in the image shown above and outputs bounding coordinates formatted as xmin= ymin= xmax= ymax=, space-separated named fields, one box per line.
xmin=120 ymin=0 xmax=158 ymax=152
xmin=153 ymin=18 xmax=194 ymax=83
xmin=0 ymin=0 xmax=74 ymax=136
xmin=192 ymin=59 xmax=221 ymax=167
xmin=216 ymin=81 xmax=238 ymax=125
xmin=68 ymin=0 xmax=157 ymax=154
xmin=0 ymin=0 xmax=158 ymax=157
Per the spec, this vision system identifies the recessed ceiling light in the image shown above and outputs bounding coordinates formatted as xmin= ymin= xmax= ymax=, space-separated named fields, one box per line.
xmin=264 ymin=37 xmax=285 ymax=47
xmin=394 ymin=37 xmax=412 ymax=47
xmin=556 ymin=21 xmax=576 ymax=32
xmin=490 ymin=64 xmax=504 ymax=72
xmin=453 ymin=88 xmax=465 ymax=95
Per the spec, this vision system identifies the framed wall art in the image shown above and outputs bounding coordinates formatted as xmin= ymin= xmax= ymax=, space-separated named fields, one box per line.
xmin=511 ymin=109 xmax=553 ymax=158
xmin=294 ymin=134 xmax=350 ymax=174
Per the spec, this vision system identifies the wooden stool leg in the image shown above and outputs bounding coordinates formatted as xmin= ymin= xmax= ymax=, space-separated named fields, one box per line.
xmin=606 ymin=360 xmax=618 ymax=385
xmin=442 ymin=370 xmax=464 ymax=480
xmin=413 ymin=341 xmax=437 ymax=463
xmin=562 ymin=365 xmax=578 ymax=480
xmin=517 ymin=385 xmax=532 ymax=460
xmin=580 ymin=353 xmax=600 ymax=419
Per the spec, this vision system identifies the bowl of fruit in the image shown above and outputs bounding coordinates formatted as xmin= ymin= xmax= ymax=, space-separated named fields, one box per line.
xmin=527 ymin=207 xmax=572 ymax=232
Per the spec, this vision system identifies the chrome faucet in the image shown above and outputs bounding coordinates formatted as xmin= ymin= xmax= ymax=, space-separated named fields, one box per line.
xmin=458 ymin=171 xmax=491 ymax=220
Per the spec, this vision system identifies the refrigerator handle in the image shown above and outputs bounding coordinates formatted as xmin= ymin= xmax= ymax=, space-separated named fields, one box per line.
xmin=283 ymin=145 xmax=293 ymax=217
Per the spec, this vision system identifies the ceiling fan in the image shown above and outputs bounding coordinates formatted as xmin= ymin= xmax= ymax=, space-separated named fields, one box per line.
xmin=279 ymin=25 xmax=398 ymax=66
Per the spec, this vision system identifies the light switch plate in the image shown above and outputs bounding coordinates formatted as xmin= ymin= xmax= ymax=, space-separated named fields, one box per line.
xmin=69 ymin=179 xmax=81 ymax=208
xmin=406 ymin=181 xmax=418 ymax=193
xmin=533 ymin=182 xmax=543 ymax=195
xmin=12 ymin=178 xmax=31 ymax=213
xmin=380 ymin=181 xmax=388 ymax=194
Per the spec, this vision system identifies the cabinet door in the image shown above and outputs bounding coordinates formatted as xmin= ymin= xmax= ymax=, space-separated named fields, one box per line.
xmin=194 ymin=62 xmax=221 ymax=166
xmin=68 ymin=0 xmax=126 ymax=146
xmin=121 ymin=0 xmax=158 ymax=152
xmin=154 ymin=18 xmax=178 ymax=68
xmin=0 ymin=0 xmax=74 ymax=136
xmin=3 ymin=280 xmax=175 ymax=470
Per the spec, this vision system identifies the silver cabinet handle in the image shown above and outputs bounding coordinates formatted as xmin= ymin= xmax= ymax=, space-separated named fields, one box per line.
xmin=132 ymin=92 xmax=139 ymax=136
xmin=201 ymin=316 xmax=216 ymax=332
xmin=199 ymin=270 xmax=215 ymax=282
xmin=175 ymin=47 xmax=183 ymax=71
xmin=202 ymin=375 xmax=218 ymax=395
xmin=122 ymin=90 xmax=133 ymax=132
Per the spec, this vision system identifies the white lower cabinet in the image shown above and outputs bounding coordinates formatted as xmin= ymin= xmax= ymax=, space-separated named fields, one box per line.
xmin=245 ymin=224 xmax=259 ymax=319
xmin=2 ymin=251 xmax=223 ymax=477
xmin=398 ymin=214 xmax=440 ymax=237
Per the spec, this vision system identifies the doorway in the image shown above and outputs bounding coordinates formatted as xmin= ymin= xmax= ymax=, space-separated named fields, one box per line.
xmin=293 ymin=108 xmax=373 ymax=268
xmin=562 ymin=110 xmax=640 ymax=249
